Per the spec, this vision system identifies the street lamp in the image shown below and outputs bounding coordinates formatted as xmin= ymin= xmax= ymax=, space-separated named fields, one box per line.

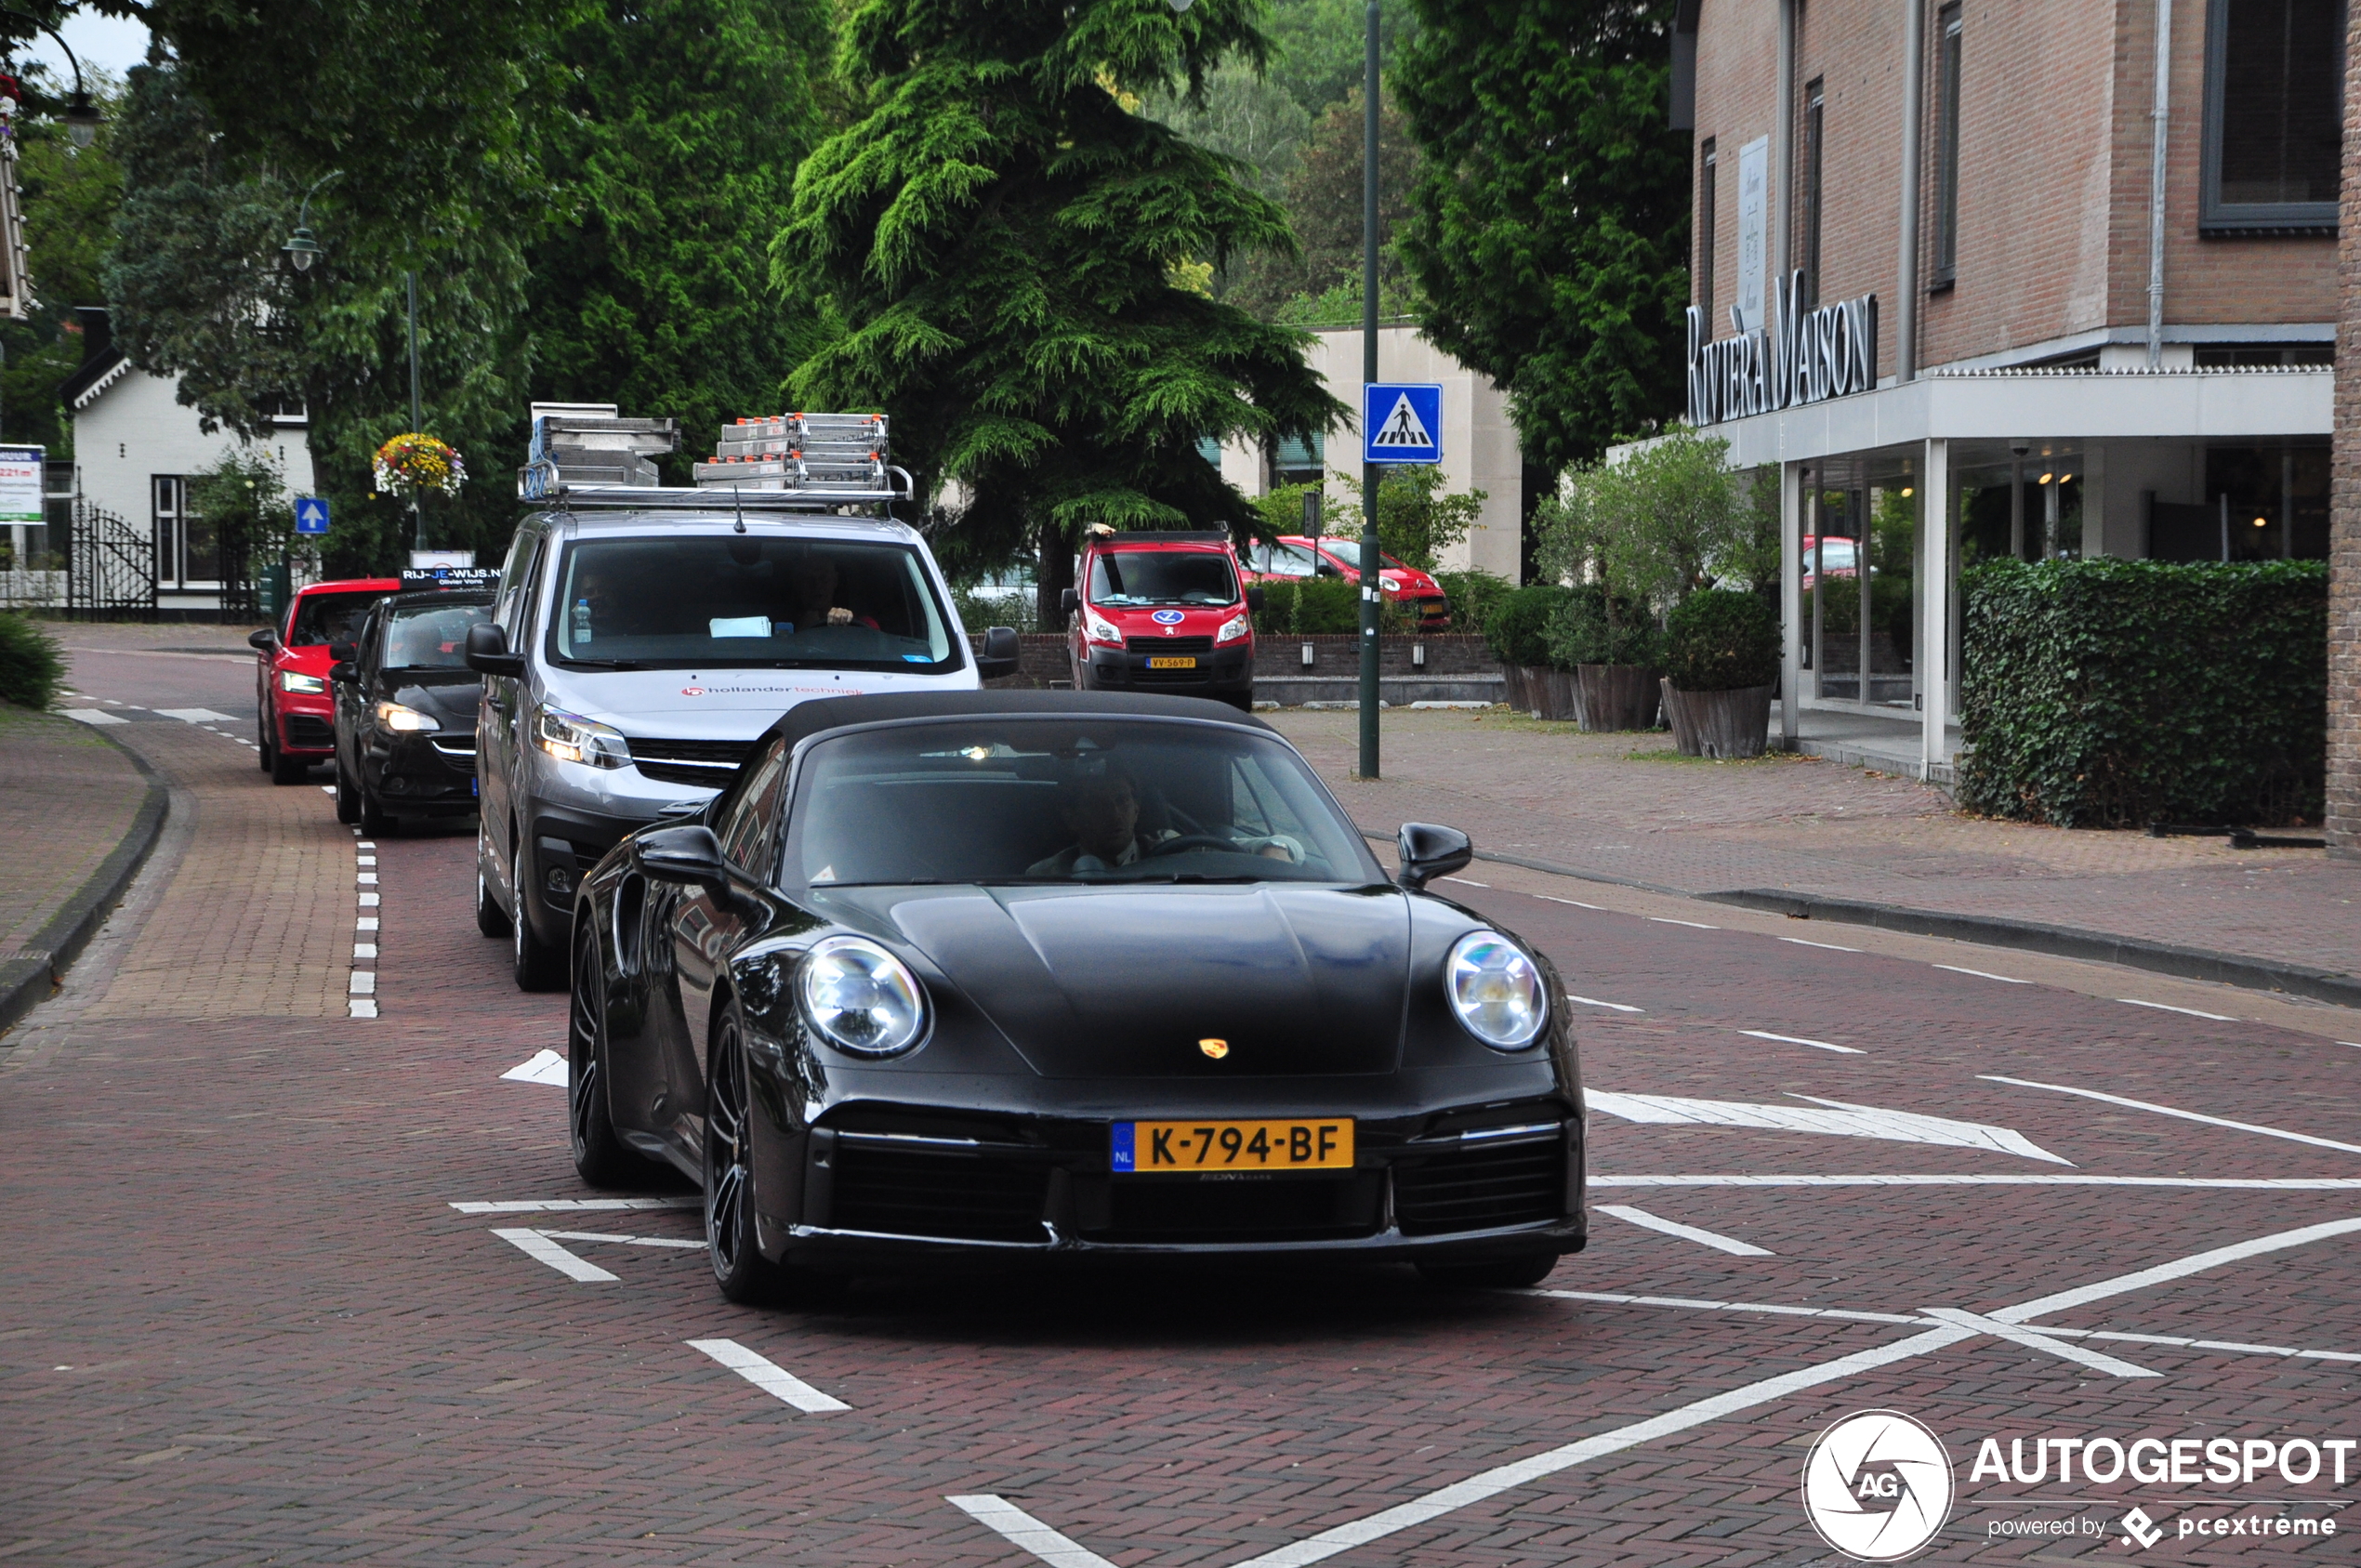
xmin=1356 ymin=0 xmax=1381 ymax=779
xmin=281 ymin=170 xmax=340 ymax=273
xmin=2 ymin=14 xmax=102 ymax=146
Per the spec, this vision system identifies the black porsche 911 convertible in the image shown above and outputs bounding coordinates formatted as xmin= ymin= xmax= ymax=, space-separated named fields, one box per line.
xmin=565 ymin=690 xmax=1586 ymax=1302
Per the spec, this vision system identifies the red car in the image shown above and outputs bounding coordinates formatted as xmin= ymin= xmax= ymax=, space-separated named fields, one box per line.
xmin=1062 ymin=530 xmax=1260 ymax=710
xmin=1246 ymin=535 xmax=1452 ymax=628
xmin=249 ymin=576 xmax=402 ymax=783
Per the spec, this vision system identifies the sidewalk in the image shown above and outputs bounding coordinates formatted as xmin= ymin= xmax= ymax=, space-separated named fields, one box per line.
xmin=1268 ymin=707 xmax=2360 ymax=993
xmin=0 ymin=704 xmax=164 ymax=1032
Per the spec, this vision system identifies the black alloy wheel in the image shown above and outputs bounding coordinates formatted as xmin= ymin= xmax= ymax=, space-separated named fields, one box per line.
xmin=569 ymin=922 xmax=652 ymax=1187
xmin=357 ymin=779 xmax=392 ymax=837
xmin=333 ymin=753 xmax=361 ymax=824
xmin=256 ymin=707 xmax=273 ymax=773
xmin=703 ymin=1014 xmax=789 ymax=1304
xmin=510 ymin=837 xmax=564 ymax=991
xmin=475 ymin=828 xmax=511 ymax=938
xmin=1416 ymin=1253 xmax=1560 ymax=1291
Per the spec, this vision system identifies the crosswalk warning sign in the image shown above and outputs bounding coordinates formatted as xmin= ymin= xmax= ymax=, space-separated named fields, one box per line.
xmin=1361 ymin=383 xmax=1442 ymax=464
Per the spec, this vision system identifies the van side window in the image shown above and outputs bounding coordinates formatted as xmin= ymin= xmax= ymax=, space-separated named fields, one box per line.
xmin=499 ymin=532 xmax=544 ymax=637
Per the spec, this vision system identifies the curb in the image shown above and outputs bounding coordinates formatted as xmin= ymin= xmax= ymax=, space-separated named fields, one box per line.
xmin=0 ymin=724 xmax=169 ymax=1037
xmin=1699 ymin=889 xmax=2361 ymax=1010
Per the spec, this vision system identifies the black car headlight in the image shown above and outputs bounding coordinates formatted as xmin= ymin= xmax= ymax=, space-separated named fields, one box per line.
xmin=1445 ymin=930 xmax=1547 ymax=1050
xmin=798 ymin=936 xmax=928 ymax=1058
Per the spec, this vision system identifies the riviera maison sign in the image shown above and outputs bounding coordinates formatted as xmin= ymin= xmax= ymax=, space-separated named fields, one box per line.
xmin=1687 ymin=270 xmax=1879 ymax=425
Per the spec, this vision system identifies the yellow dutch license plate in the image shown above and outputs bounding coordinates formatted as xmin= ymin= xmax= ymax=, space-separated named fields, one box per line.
xmin=1145 ymin=656 xmax=1198 ymax=669
xmin=1112 ymin=1118 xmax=1354 ymax=1173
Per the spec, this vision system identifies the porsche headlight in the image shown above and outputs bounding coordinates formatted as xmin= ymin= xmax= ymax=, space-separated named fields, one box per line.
xmin=798 ymin=936 xmax=927 ymax=1058
xmin=534 ymin=704 xmax=628 ymax=768
xmin=1445 ymin=930 xmax=1547 ymax=1049
xmin=375 ymin=700 xmax=441 ymax=732
xmin=278 ymin=669 xmax=326 ymax=694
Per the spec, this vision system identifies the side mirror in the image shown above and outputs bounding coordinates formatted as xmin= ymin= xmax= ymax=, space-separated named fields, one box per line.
xmin=1246 ymin=585 xmax=1266 ymax=613
xmin=1395 ymin=822 xmax=1472 ymax=891
xmin=465 ymin=622 xmax=526 ymax=679
xmin=247 ymin=626 xmax=278 ymax=652
xmin=1059 ymin=587 xmax=1079 ymax=616
xmin=977 ymin=626 xmax=1021 ymax=680
xmin=327 ymin=641 xmax=356 ymax=664
xmin=330 ymin=662 xmax=355 ymax=686
xmin=636 ymin=824 xmax=730 ymax=892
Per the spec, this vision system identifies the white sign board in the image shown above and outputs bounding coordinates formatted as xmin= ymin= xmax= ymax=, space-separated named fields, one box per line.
xmin=0 ymin=444 xmax=44 ymax=524
xmin=1735 ymin=136 xmax=1769 ymax=335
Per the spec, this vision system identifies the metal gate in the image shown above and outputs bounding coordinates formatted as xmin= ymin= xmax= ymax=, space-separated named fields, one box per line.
xmin=67 ymin=499 xmax=155 ymax=620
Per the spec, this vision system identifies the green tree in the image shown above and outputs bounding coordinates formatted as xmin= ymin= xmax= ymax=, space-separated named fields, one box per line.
xmin=1321 ymin=463 xmax=1483 ymax=571
xmin=1393 ymin=0 xmax=1690 ymax=473
xmin=1228 ymin=86 xmax=1418 ymax=322
xmin=2 ymin=68 xmax=125 ymax=458
xmin=1138 ymin=63 xmax=1310 ymax=208
xmin=778 ymin=0 xmax=1346 ymax=621
xmin=1261 ymin=0 xmax=1411 ymax=117
xmin=1546 ymin=428 xmax=1750 ymax=612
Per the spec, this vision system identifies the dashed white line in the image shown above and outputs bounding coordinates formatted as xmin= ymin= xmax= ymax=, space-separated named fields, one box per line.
xmin=687 ymin=1338 xmax=849 ymax=1412
xmin=359 ymin=892 xmax=379 ymax=907
xmin=319 ymin=784 xmax=335 ymax=795
xmin=1919 ymin=1306 xmax=2157 ymax=1378
xmin=1979 ymin=1074 xmax=2361 ymax=1155
xmin=353 ymin=943 xmax=377 ymax=960
xmin=1649 ymin=917 xmax=1720 ymax=929
xmin=348 ymin=972 xmax=376 ymax=995
xmin=1564 ymin=994 xmax=1643 ymax=1013
xmin=1780 ymin=936 xmax=1862 ymax=952
xmin=348 ymin=999 xmax=377 ymax=1019
xmin=2118 ymin=997 xmax=2237 ymax=1021
xmin=1932 ymin=964 xmax=2029 ymax=983
xmin=948 ymin=1496 xmax=1115 ymax=1568
xmin=491 ymin=1228 xmax=616 ymax=1282
xmin=58 ymin=708 xmax=127 ymax=726
xmin=541 ymin=1231 xmax=702 ymax=1250
xmin=1738 ymin=1029 xmax=1865 ymax=1055
xmin=451 ymin=1198 xmax=698 ymax=1213
xmin=1440 ymin=876 xmax=1489 ymax=888
xmin=1532 ymin=895 xmax=1605 ymax=910
xmin=356 ymin=916 xmax=379 ymax=932
xmin=1596 ymin=1205 xmax=1773 ymax=1256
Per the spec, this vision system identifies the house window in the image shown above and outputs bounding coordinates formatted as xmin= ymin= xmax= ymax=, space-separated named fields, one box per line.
xmin=1932 ymin=5 xmax=1964 ymax=287
xmin=1697 ymin=138 xmax=1718 ymax=331
xmin=2202 ymin=0 xmax=2344 ymax=231
xmin=1272 ymin=433 xmax=1324 ymax=490
xmin=153 ymin=475 xmax=218 ymax=588
xmin=1800 ymin=83 xmax=1826 ymax=310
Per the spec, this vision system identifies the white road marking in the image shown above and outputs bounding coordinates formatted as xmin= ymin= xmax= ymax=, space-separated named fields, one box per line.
xmin=358 ymin=892 xmax=379 ymax=907
xmin=152 ymin=707 xmax=236 ymax=724
xmin=348 ymin=972 xmax=376 ymax=995
xmin=356 ymin=840 xmax=376 ymax=850
xmin=357 ymin=855 xmax=376 ymax=867
xmin=2064 ymin=1328 xmax=2361 ymax=1364
xmin=353 ymin=943 xmax=377 ymax=960
xmin=1529 ymin=1288 xmax=1921 ymax=1326
xmin=1649 ymin=917 xmax=1720 ymax=929
xmin=451 ymin=1198 xmax=698 ymax=1213
xmin=1919 ymin=1307 xmax=2157 ymax=1377
xmin=1440 ymin=876 xmax=1488 ymax=888
xmin=501 ymin=1049 xmax=569 ymax=1087
xmin=1990 ymin=1214 xmax=2361 ymax=1325
xmin=1586 ymin=1091 xmax=2070 ymax=1164
xmin=58 ymin=708 xmax=127 ymax=726
xmin=1738 ymin=1029 xmax=1864 ymax=1054
xmin=491 ymin=1228 xmax=616 ymax=1282
xmin=1591 ymin=1173 xmax=2361 ymax=1189
xmin=356 ymin=916 xmax=379 ymax=932
xmin=1564 ymin=994 xmax=1643 ymax=1013
xmin=1532 ymin=895 xmax=1605 ymax=910
xmin=320 ymin=785 xmax=335 ymax=795
xmin=1596 ymin=1205 xmax=1772 ymax=1256
xmin=2119 ymin=997 xmax=2237 ymax=1021
xmin=1978 ymin=1074 xmax=2361 ymax=1156
xmin=687 ymin=1338 xmax=849 ymax=1413
xmin=540 ymin=1231 xmax=702 ymax=1250
xmin=358 ymin=872 xmax=378 ymax=886
xmin=1780 ymin=936 xmax=1861 ymax=952
xmin=348 ymin=1000 xmax=377 ymax=1020
xmin=948 ymin=1496 xmax=1118 ymax=1568
xmin=1932 ymin=964 xmax=2029 ymax=983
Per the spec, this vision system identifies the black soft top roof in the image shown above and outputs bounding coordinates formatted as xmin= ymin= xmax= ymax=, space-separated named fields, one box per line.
xmin=758 ymin=690 xmax=1273 ymax=753
xmin=378 ymin=587 xmax=495 ymax=613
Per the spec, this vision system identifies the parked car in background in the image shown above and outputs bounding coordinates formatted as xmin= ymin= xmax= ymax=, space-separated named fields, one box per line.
xmin=1800 ymin=535 xmax=1865 ymax=591
xmin=330 ymin=587 xmax=495 ymax=835
xmin=249 ymin=576 xmax=402 ymax=784
xmin=563 ymin=690 xmax=1587 ymax=1303
xmin=1064 ymin=529 xmax=1260 ymax=708
xmin=1246 ymin=536 xmax=1451 ymax=629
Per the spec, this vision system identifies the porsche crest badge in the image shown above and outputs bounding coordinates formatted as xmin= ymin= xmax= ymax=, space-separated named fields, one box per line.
xmin=1198 ymin=1038 xmax=1230 ymax=1060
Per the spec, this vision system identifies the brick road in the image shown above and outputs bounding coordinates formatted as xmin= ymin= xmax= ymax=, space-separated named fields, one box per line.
xmin=4 ymin=637 xmax=2358 ymax=1563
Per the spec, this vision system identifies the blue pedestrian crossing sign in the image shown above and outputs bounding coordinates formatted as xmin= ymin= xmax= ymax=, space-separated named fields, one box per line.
xmin=294 ymin=496 xmax=331 ymax=535
xmin=1363 ymin=383 xmax=1443 ymax=465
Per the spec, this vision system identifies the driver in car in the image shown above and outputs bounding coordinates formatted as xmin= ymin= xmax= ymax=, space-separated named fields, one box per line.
xmin=1028 ymin=771 xmax=1159 ymax=876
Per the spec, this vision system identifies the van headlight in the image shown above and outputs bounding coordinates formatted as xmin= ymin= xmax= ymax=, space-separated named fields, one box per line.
xmin=1445 ymin=931 xmax=1547 ymax=1049
xmin=534 ymin=704 xmax=629 ymax=768
xmin=798 ymin=936 xmax=928 ymax=1058
xmin=1216 ymin=613 xmax=1250 ymax=643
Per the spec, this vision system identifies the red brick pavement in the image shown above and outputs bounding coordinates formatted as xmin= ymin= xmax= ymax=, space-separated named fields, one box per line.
xmin=0 ymin=706 xmax=147 ymax=962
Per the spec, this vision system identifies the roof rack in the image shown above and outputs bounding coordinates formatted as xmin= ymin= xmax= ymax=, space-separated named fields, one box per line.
xmin=518 ymin=404 xmax=913 ymax=509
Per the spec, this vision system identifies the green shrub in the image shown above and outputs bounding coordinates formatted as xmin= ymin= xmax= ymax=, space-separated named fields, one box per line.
xmin=1482 ymin=584 xmax=1575 ymax=667
xmin=1663 ymin=588 xmax=1778 ymax=692
xmin=0 ymin=612 xmax=64 ymax=709
xmin=1958 ymin=559 xmax=2327 ymax=827
xmin=1432 ymin=568 xmax=1516 ymax=635
xmin=1544 ymin=584 xmax=1662 ymax=668
xmin=1250 ymin=575 xmax=1366 ymax=636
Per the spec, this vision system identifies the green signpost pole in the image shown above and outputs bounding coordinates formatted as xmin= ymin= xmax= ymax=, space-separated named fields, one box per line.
xmin=1356 ymin=0 xmax=1381 ymax=781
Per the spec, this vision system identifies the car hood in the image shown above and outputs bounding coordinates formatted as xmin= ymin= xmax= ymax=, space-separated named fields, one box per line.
xmin=389 ymin=671 xmax=483 ymax=726
xmin=824 ymin=883 xmax=1409 ymax=1077
xmin=547 ymin=667 xmax=961 ymax=732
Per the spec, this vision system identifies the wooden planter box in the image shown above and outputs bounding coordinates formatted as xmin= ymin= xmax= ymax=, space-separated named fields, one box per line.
xmin=1576 ymin=664 xmax=1661 ymax=731
xmin=1660 ymin=679 xmax=1774 ymax=758
xmin=1501 ymin=665 xmax=1582 ymax=720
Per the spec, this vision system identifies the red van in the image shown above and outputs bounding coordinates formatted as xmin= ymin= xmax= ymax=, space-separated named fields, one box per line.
xmin=249 ymin=576 xmax=402 ymax=783
xmin=1062 ymin=530 xmax=1261 ymax=710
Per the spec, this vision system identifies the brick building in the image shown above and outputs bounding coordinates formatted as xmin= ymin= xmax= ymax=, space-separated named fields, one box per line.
xmin=2333 ymin=4 xmax=2359 ymax=859
xmin=1672 ymin=0 xmax=2337 ymax=780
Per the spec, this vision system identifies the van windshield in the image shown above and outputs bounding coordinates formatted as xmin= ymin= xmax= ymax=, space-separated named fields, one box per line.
xmin=1088 ymin=549 xmax=1239 ymax=607
xmin=547 ymin=536 xmax=959 ymax=672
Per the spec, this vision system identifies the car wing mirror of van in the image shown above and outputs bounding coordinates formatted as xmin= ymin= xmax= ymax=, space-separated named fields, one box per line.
xmin=1246 ymin=585 xmax=1266 ymax=613
xmin=248 ymin=626 xmax=278 ymax=652
xmin=976 ymin=626 xmax=1021 ymax=680
xmin=1395 ymin=822 xmax=1473 ymax=890
xmin=636 ymin=824 xmax=730 ymax=894
xmin=464 ymin=622 xmax=525 ymax=679
xmin=1059 ymin=587 xmax=1079 ymax=616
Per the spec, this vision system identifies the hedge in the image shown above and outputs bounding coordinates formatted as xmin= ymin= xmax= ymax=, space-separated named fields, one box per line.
xmin=1481 ymin=584 xmax=1575 ymax=667
xmin=1957 ymin=560 xmax=2327 ymax=828
xmin=0 ymin=612 xmax=63 ymax=709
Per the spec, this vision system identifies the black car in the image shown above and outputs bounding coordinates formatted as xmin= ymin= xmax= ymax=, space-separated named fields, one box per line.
xmin=330 ymin=589 xmax=495 ymax=835
xmin=566 ymin=690 xmax=1587 ymax=1303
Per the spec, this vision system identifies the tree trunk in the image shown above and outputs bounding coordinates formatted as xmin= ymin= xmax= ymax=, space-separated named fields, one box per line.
xmin=1035 ymin=525 xmax=1075 ymax=630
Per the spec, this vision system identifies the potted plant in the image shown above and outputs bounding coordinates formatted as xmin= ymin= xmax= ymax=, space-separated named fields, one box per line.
xmin=1482 ymin=584 xmax=1578 ymax=718
xmin=1659 ymin=588 xmax=1780 ymax=757
xmin=1544 ymin=585 xmax=1662 ymax=731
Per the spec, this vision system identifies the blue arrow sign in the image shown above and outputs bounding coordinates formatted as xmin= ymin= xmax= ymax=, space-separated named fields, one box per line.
xmin=294 ymin=496 xmax=331 ymax=535
xmin=1363 ymin=383 xmax=1443 ymax=465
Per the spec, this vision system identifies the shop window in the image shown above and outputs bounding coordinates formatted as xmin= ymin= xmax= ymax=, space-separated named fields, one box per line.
xmin=1799 ymin=83 xmax=1825 ymax=310
xmin=2192 ymin=342 xmax=2335 ymax=364
xmin=1697 ymin=138 xmax=1717 ymax=331
xmin=2202 ymin=0 xmax=2343 ymax=231
xmin=1931 ymin=5 xmax=1964 ymax=288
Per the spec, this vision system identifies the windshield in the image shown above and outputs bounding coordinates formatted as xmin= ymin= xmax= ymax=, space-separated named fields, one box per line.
xmin=1088 ymin=549 xmax=1238 ymax=608
xmin=792 ymin=719 xmax=1378 ymax=888
xmin=548 ymin=536 xmax=957 ymax=672
xmin=384 ymin=600 xmax=493 ymax=669
xmin=1249 ymin=541 xmax=1324 ymax=578
xmin=288 ymin=590 xmax=383 ymax=647
xmin=1312 ymin=540 xmax=1411 ymax=574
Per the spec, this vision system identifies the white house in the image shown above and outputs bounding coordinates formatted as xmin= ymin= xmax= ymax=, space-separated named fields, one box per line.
xmin=63 ymin=306 xmax=317 ymax=616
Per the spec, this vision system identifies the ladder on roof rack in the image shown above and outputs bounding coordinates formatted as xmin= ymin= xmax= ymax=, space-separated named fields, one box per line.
xmin=517 ymin=405 xmax=911 ymax=508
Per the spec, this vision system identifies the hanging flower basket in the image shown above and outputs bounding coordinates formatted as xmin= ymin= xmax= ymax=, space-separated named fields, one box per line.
xmin=373 ymin=433 xmax=467 ymax=498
